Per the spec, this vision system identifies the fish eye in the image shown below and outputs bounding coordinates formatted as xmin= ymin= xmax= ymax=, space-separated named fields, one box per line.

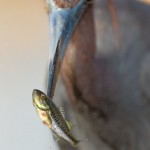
xmin=41 ymin=94 xmax=46 ymax=99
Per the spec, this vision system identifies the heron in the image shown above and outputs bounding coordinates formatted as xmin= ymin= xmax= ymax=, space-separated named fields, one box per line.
xmin=46 ymin=0 xmax=150 ymax=149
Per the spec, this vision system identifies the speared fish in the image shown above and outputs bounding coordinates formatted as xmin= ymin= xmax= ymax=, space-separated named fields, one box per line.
xmin=32 ymin=89 xmax=87 ymax=146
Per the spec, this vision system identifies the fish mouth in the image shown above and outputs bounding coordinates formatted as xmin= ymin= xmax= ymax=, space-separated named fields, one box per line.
xmin=46 ymin=0 xmax=88 ymax=98
xmin=32 ymin=89 xmax=39 ymax=104
xmin=32 ymin=89 xmax=45 ymax=98
xmin=32 ymin=89 xmax=40 ymax=97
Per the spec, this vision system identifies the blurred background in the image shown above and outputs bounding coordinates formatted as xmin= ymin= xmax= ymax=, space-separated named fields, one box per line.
xmin=1 ymin=0 xmax=150 ymax=150
xmin=0 ymin=0 xmax=59 ymax=150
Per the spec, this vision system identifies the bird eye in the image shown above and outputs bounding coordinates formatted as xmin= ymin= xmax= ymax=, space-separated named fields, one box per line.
xmin=41 ymin=94 xmax=46 ymax=99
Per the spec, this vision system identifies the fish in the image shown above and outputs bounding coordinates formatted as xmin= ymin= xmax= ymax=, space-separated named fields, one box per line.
xmin=32 ymin=89 xmax=87 ymax=146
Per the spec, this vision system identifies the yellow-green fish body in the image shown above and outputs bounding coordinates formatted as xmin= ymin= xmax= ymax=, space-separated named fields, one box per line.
xmin=32 ymin=89 xmax=81 ymax=146
xmin=33 ymin=105 xmax=52 ymax=128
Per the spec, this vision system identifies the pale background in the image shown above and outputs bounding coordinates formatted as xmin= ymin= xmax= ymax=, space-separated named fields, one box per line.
xmin=0 ymin=0 xmax=58 ymax=150
xmin=1 ymin=0 xmax=150 ymax=150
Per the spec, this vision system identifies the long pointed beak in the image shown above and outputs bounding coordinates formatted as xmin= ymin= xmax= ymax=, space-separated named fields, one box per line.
xmin=47 ymin=0 xmax=88 ymax=98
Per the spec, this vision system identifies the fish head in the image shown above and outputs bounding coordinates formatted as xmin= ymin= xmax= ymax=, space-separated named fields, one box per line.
xmin=32 ymin=89 xmax=50 ymax=111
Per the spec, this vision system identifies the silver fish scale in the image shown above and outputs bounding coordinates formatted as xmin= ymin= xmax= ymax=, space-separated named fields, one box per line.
xmin=48 ymin=101 xmax=69 ymax=133
xmin=50 ymin=111 xmax=78 ymax=144
xmin=51 ymin=117 xmax=71 ymax=141
xmin=50 ymin=110 xmax=69 ymax=133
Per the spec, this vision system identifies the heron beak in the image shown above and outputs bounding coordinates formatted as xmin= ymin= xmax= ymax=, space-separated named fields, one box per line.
xmin=46 ymin=0 xmax=88 ymax=98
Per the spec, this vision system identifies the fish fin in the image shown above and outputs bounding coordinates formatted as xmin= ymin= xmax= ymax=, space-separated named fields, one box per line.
xmin=66 ymin=121 xmax=73 ymax=130
xmin=52 ymin=133 xmax=60 ymax=142
xmin=58 ymin=107 xmax=65 ymax=118
xmin=72 ymin=139 xmax=88 ymax=146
